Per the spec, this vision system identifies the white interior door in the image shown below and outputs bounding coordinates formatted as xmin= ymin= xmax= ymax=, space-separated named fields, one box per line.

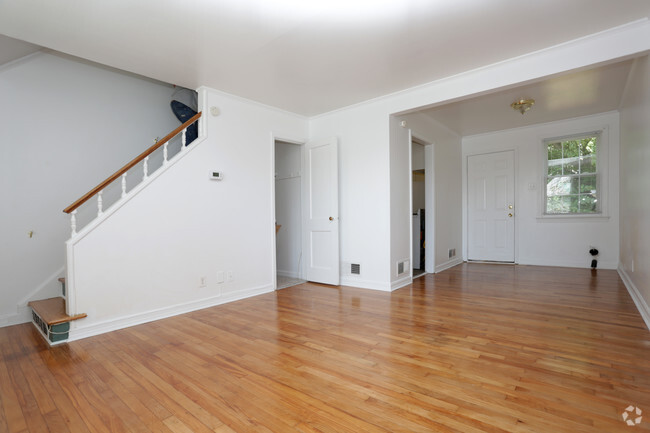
xmin=302 ymin=137 xmax=339 ymax=285
xmin=467 ymin=150 xmax=515 ymax=262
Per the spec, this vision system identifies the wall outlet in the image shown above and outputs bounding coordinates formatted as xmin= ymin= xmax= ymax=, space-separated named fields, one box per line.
xmin=227 ymin=271 xmax=234 ymax=282
xmin=216 ymin=271 xmax=224 ymax=283
xmin=199 ymin=276 xmax=207 ymax=287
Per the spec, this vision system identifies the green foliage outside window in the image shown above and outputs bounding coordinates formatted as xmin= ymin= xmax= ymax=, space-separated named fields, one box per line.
xmin=545 ymin=134 xmax=599 ymax=214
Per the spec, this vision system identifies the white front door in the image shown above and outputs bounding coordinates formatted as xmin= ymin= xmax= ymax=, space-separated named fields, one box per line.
xmin=467 ymin=150 xmax=515 ymax=262
xmin=302 ymin=137 xmax=340 ymax=285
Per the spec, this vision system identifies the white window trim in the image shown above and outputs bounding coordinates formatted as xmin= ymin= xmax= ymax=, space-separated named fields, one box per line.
xmin=537 ymin=126 xmax=609 ymax=221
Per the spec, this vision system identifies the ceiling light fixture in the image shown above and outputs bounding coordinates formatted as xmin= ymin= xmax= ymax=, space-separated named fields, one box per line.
xmin=511 ymin=98 xmax=535 ymax=114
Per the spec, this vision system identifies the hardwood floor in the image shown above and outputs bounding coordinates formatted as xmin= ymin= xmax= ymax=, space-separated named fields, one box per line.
xmin=1 ymin=263 xmax=649 ymax=432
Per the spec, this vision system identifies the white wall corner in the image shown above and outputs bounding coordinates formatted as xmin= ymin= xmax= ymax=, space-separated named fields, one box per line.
xmin=618 ymin=265 xmax=650 ymax=331
xmin=390 ymin=275 xmax=412 ymax=291
xmin=434 ymin=258 xmax=464 ymax=274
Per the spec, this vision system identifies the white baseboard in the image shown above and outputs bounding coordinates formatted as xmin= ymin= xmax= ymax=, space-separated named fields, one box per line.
xmin=340 ymin=276 xmax=392 ymax=292
xmin=435 ymin=258 xmax=464 ymax=273
xmin=68 ymin=284 xmax=274 ymax=342
xmin=517 ymin=257 xmax=618 ymax=270
xmin=390 ymin=275 xmax=412 ymax=291
xmin=618 ymin=266 xmax=650 ymax=331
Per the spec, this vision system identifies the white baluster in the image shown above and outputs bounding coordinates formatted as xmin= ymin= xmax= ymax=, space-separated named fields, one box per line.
xmin=163 ymin=142 xmax=168 ymax=165
xmin=143 ymin=156 xmax=149 ymax=179
xmin=97 ymin=190 xmax=104 ymax=216
xmin=70 ymin=210 xmax=77 ymax=236
xmin=121 ymin=173 xmax=127 ymax=198
xmin=181 ymin=129 xmax=187 ymax=149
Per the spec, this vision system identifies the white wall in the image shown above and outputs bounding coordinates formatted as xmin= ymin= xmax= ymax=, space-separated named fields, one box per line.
xmin=67 ymin=87 xmax=307 ymax=340
xmin=0 ymin=51 xmax=179 ymax=326
xmin=462 ymin=112 xmax=620 ymax=269
xmin=275 ymin=141 xmax=302 ymax=279
xmin=308 ymin=22 xmax=648 ymax=291
xmin=389 ymin=116 xmax=412 ymax=289
xmin=433 ymin=135 xmax=463 ymax=272
xmin=310 ymin=104 xmax=392 ymax=290
xmin=619 ymin=54 xmax=650 ymax=328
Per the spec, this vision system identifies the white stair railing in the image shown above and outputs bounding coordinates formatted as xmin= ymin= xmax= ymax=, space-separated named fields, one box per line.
xmin=63 ymin=112 xmax=201 ymax=236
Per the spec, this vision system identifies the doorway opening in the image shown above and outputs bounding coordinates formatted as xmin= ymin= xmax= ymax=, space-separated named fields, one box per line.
xmin=274 ymin=140 xmax=306 ymax=290
xmin=411 ymin=136 xmax=427 ymax=279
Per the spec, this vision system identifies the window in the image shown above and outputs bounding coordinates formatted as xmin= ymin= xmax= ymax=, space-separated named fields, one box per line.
xmin=543 ymin=132 xmax=601 ymax=215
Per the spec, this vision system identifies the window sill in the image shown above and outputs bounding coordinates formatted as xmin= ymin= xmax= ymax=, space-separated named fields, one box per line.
xmin=536 ymin=214 xmax=610 ymax=223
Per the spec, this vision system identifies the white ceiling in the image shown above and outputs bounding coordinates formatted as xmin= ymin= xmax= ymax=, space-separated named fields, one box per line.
xmin=0 ymin=0 xmax=649 ymax=116
xmin=419 ymin=59 xmax=636 ymax=137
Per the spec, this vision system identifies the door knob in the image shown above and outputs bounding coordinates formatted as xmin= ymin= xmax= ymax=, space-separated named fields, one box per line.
xmin=329 ymin=216 xmax=334 ymax=221
xmin=508 ymin=205 xmax=513 ymax=209
xmin=508 ymin=213 xmax=513 ymax=217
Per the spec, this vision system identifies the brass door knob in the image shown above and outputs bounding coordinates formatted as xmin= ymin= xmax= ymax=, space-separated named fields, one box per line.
xmin=329 ymin=216 xmax=334 ymax=221
xmin=508 ymin=213 xmax=513 ymax=217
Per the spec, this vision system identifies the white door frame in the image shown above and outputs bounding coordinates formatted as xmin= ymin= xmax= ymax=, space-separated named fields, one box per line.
xmin=409 ymin=133 xmax=435 ymax=276
xmin=462 ymin=148 xmax=519 ymax=263
xmin=270 ymin=134 xmax=306 ymax=290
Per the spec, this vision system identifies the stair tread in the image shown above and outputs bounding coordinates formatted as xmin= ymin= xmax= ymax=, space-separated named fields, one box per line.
xmin=28 ymin=297 xmax=86 ymax=325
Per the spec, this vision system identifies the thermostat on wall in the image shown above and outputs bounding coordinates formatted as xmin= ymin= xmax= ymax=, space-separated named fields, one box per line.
xmin=209 ymin=171 xmax=223 ymax=180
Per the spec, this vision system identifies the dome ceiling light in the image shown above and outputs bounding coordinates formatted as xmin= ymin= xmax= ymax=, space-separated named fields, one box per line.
xmin=511 ymin=98 xmax=535 ymax=114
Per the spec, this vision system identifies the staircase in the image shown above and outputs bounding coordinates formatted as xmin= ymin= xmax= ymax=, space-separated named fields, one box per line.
xmin=28 ymin=279 xmax=86 ymax=345
xmin=26 ymin=112 xmax=202 ymax=345
xmin=28 ymin=298 xmax=86 ymax=345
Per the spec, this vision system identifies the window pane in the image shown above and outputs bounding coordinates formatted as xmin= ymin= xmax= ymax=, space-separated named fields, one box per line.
xmin=547 ymin=176 xmax=571 ymax=196
xmin=579 ymin=194 xmax=598 ymax=213
xmin=548 ymin=162 xmax=562 ymax=176
xmin=580 ymin=175 xmax=597 ymax=193
xmin=563 ymin=157 xmax=580 ymax=174
xmin=581 ymin=155 xmax=597 ymax=173
xmin=547 ymin=142 xmax=563 ymax=160
xmin=563 ymin=140 xmax=580 ymax=158
xmin=546 ymin=196 xmax=575 ymax=214
xmin=544 ymin=133 xmax=600 ymax=215
xmin=579 ymin=136 xmax=597 ymax=156
xmin=547 ymin=196 xmax=567 ymax=213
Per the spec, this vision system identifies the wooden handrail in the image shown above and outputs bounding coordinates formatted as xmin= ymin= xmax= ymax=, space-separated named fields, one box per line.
xmin=63 ymin=112 xmax=202 ymax=214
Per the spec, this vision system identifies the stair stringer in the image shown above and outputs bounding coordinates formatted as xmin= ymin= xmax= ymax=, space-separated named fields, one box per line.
xmin=65 ymin=133 xmax=207 ymax=319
